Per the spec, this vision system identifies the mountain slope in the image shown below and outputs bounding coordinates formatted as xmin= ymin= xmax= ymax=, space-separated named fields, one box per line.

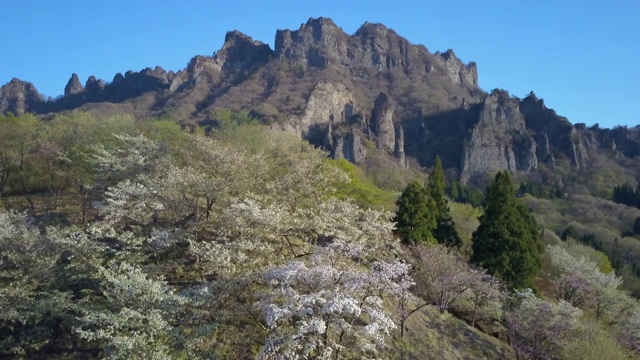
xmin=1 ymin=17 xmax=639 ymax=192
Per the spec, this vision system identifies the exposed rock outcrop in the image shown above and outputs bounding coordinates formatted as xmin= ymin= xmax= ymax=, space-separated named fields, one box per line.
xmin=535 ymin=132 xmax=556 ymax=170
xmin=431 ymin=50 xmax=478 ymax=87
xmin=370 ymin=92 xmax=396 ymax=152
xmin=332 ymin=130 xmax=367 ymax=164
xmin=64 ymin=73 xmax=84 ymax=96
xmin=297 ymin=81 xmax=356 ymax=141
xmin=342 ymin=130 xmax=367 ymax=164
xmin=324 ymin=123 xmax=335 ymax=151
xmin=214 ymin=30 xmax=274 ymax=72
xmin=275 ymin=17 xmax=349 ymax=68
xmin=395 ymin=124 xmax=406 ymax=167
xmin=275 ymin=18 xmax=479 ymax=88
xmin=461 ymin=90 xmax=537 ymax=183
xmin=174 ymin=30 xmax=271 ymax=90
xmin=84 ymin=76 xmax=106 ymax=102
xmin=0 ymin=78 xmax=44 ymax=115
xmin=520 ymin=93 xmax=590 ymax=169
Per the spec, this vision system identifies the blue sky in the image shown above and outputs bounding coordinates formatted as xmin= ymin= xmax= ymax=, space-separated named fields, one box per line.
xmin=2 ymin=0 xmax=638 ymax=128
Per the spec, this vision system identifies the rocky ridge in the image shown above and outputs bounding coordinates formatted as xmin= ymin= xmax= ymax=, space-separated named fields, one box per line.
xmin=1 ymin=17 xmax=637 ymax=188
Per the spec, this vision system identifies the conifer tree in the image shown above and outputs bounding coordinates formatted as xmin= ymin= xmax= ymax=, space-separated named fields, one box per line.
xmin=394 ymin=181 xmax=437 ymax=244
xmin=428 ymin=156 xmax=462 ymax=248
xmin=471 ymin=171 xmax=542 ymax=289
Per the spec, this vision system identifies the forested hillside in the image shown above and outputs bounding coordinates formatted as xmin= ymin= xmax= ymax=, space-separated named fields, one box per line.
xmin=1 ymin=111 xmax=639 ymax=359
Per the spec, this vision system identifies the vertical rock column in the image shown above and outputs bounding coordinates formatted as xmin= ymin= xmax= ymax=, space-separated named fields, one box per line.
xmin=370 ymin=92 xmax=396 ymax=153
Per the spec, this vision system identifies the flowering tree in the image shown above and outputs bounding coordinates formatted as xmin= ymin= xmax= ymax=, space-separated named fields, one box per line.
xmin=545 ymin=245 xmax=639 ymax=328
xmin=256 ymin=240 xmax=410 ymax=359
xmin=75 ymin=262 xmax=184 ymax=359
xmin=411 ymin=245 xmax=474 ymax=314
xmin=507 ymin=289 xmax=582 ymax=360
xmin=455 ymin=269 xmax=506 ymax=329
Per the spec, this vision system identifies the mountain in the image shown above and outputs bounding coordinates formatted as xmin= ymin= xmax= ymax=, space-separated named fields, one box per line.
xmin=2 ymin=17 xmax=639 ymax=190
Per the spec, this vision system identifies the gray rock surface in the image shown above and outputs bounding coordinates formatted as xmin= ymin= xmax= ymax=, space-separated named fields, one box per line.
xmin=395 ymin=124 xmax=406 ymax=167
xmin=64 ymin=73 xmax=84 ymax=96
xmin=0 ymin=78 xmax=44 ymax=115
xmin=432 ymin=49 xmax=478 ymax=87
xmin=333 ymin=130 xmax=367 ymax=164
xmin=300 ymin=82 xmax=354 ymax=128
xmin=275 ymin=18 xmax=478 ymax=88
xmin=461 ymin=90 xmax=537 ymax=183
xmin=370 ymin=92 xmax=396 ymax=152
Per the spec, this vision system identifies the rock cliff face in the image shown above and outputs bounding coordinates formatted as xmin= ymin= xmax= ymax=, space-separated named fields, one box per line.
xmin=431 ymin=50 xmax=478 ymax=87
xmin=298 ymin=82 xmax=355 ymax=131
xmin=170 ymin=30 xmax=272 ymax=91
xmin=461 ymin=90 xmax=537 ymax=183
xmin=214 ymin=30 xmax=273 ymax=72
xmin=395 ymin=124 xmax=406 ymax=167
xmin=519 ymin=93 xmax=593 ymax=169
xmin=64 ymin=73 xmax=84 ymax=96
xmin=369 ymin=92 xmax=396 ymax=152
xmin=332 ymin=130 xmax=367 ymax=164
xmin=316 ymin=89 xmax=408 ymax=166
xmin=1 ymin=17 xmax=479 ymax=121
xmin=275 ymin=17 xmax=350 ymax=69
xmin=534 ymin=132 xmax=556 ymax=170
xmin=0 ymin=78 xmax=44 ymax=115
xmin=275 ymin=18 xmax=478 ymax=88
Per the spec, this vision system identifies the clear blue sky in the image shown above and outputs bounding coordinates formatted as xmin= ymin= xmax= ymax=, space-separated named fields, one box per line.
xmin=2 ymin=0 xmax=638 ymax=128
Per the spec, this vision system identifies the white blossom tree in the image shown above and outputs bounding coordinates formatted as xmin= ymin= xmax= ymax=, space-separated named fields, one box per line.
xmin=507 ymin=289 xmax=582 ymax=360
xmin=256 ymin=240 xmax=410 ymax=359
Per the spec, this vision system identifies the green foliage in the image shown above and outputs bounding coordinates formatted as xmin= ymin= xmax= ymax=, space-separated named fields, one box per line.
xmin=471 ymin=171 xmax=543 ymax=289
xmin=449 ymin=202 xmax=482 ymax=254
xmin=330 ymin=158 xmax=397 ymax=210
xmin=611 ymin=182 xmax=640 ymax=208
xmin=428 ymin=156 xmax=462 ymax=248
xmin=394 ymin=181 xmax=437 ymax=244
xmin=517 ymin=181 xmax=565 ymax=199
xmin=561 ymin=318 xmax=631 ymax=360
xmin=446 ymin=180 xmax=485 ymax=207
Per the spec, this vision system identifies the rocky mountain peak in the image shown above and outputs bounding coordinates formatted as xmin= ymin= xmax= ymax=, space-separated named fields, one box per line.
xmin=432 ymin=49 xmax=478 ymax=86
xmin=519 ymin=92 xmax=590 ymax=169
xmin=274 ymin=17 xmax=349 ymax=67
xmin=214 ymin=30 xmax=273 ymax=71
xmin=64 ymin=73 xmax=84 ymax=96
xmin=0 ymin=78 xmax=44 ymax=115
xmin=354 ymin=21 xmax=392 ymax=38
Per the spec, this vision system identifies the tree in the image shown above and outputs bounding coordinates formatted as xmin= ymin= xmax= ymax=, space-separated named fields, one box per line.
xmin=470 ymin=171 xmax=542 ymax=289
xmin=393 ymin=181 xmax=436 ymax=244
xmin=411 ymin=245 xmax=473 ymax=314
xmin=428 ymin=156 xmax=462 ymax=248
xmin=546 ymin=245 xmax=622 ymax=308
xmin=507 ymin=289 xmax=582 ymax=360
xmin=257 ymin=240 xmax=409 ymax=359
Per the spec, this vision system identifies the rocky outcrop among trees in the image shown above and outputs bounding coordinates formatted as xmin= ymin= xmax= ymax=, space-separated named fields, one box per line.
xmin=461 ymin=90 xmax=537 ymax=183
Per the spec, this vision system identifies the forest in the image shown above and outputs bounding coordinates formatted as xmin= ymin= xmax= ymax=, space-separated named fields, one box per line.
xmin=1 ymin=110 xmax=639 ymax=359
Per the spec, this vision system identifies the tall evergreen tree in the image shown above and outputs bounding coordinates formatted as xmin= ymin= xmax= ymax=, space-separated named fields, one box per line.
xmin=470 ymin=171 xmax=542 ymax=289
xmin=394 ymin=181 xmax=437 ymax=244
xmin=428 ymin=156 xmax=462 ymax=248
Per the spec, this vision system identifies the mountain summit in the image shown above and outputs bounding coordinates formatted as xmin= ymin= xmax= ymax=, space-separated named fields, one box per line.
xmin=1 ymin=17 xmax=638 ymax=187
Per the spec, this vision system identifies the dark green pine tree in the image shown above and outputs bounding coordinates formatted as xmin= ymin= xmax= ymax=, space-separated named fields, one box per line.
xmin=394 ymin=181 xmax=437 ymax=244
xmin=470 ymin=171 xmax=542 ymax=289
xmin=428 ymin=156 xmax=462 ymax=248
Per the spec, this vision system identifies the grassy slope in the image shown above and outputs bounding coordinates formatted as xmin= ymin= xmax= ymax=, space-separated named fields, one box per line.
xmin=389 ymin=305 xmax=513 ymax=360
